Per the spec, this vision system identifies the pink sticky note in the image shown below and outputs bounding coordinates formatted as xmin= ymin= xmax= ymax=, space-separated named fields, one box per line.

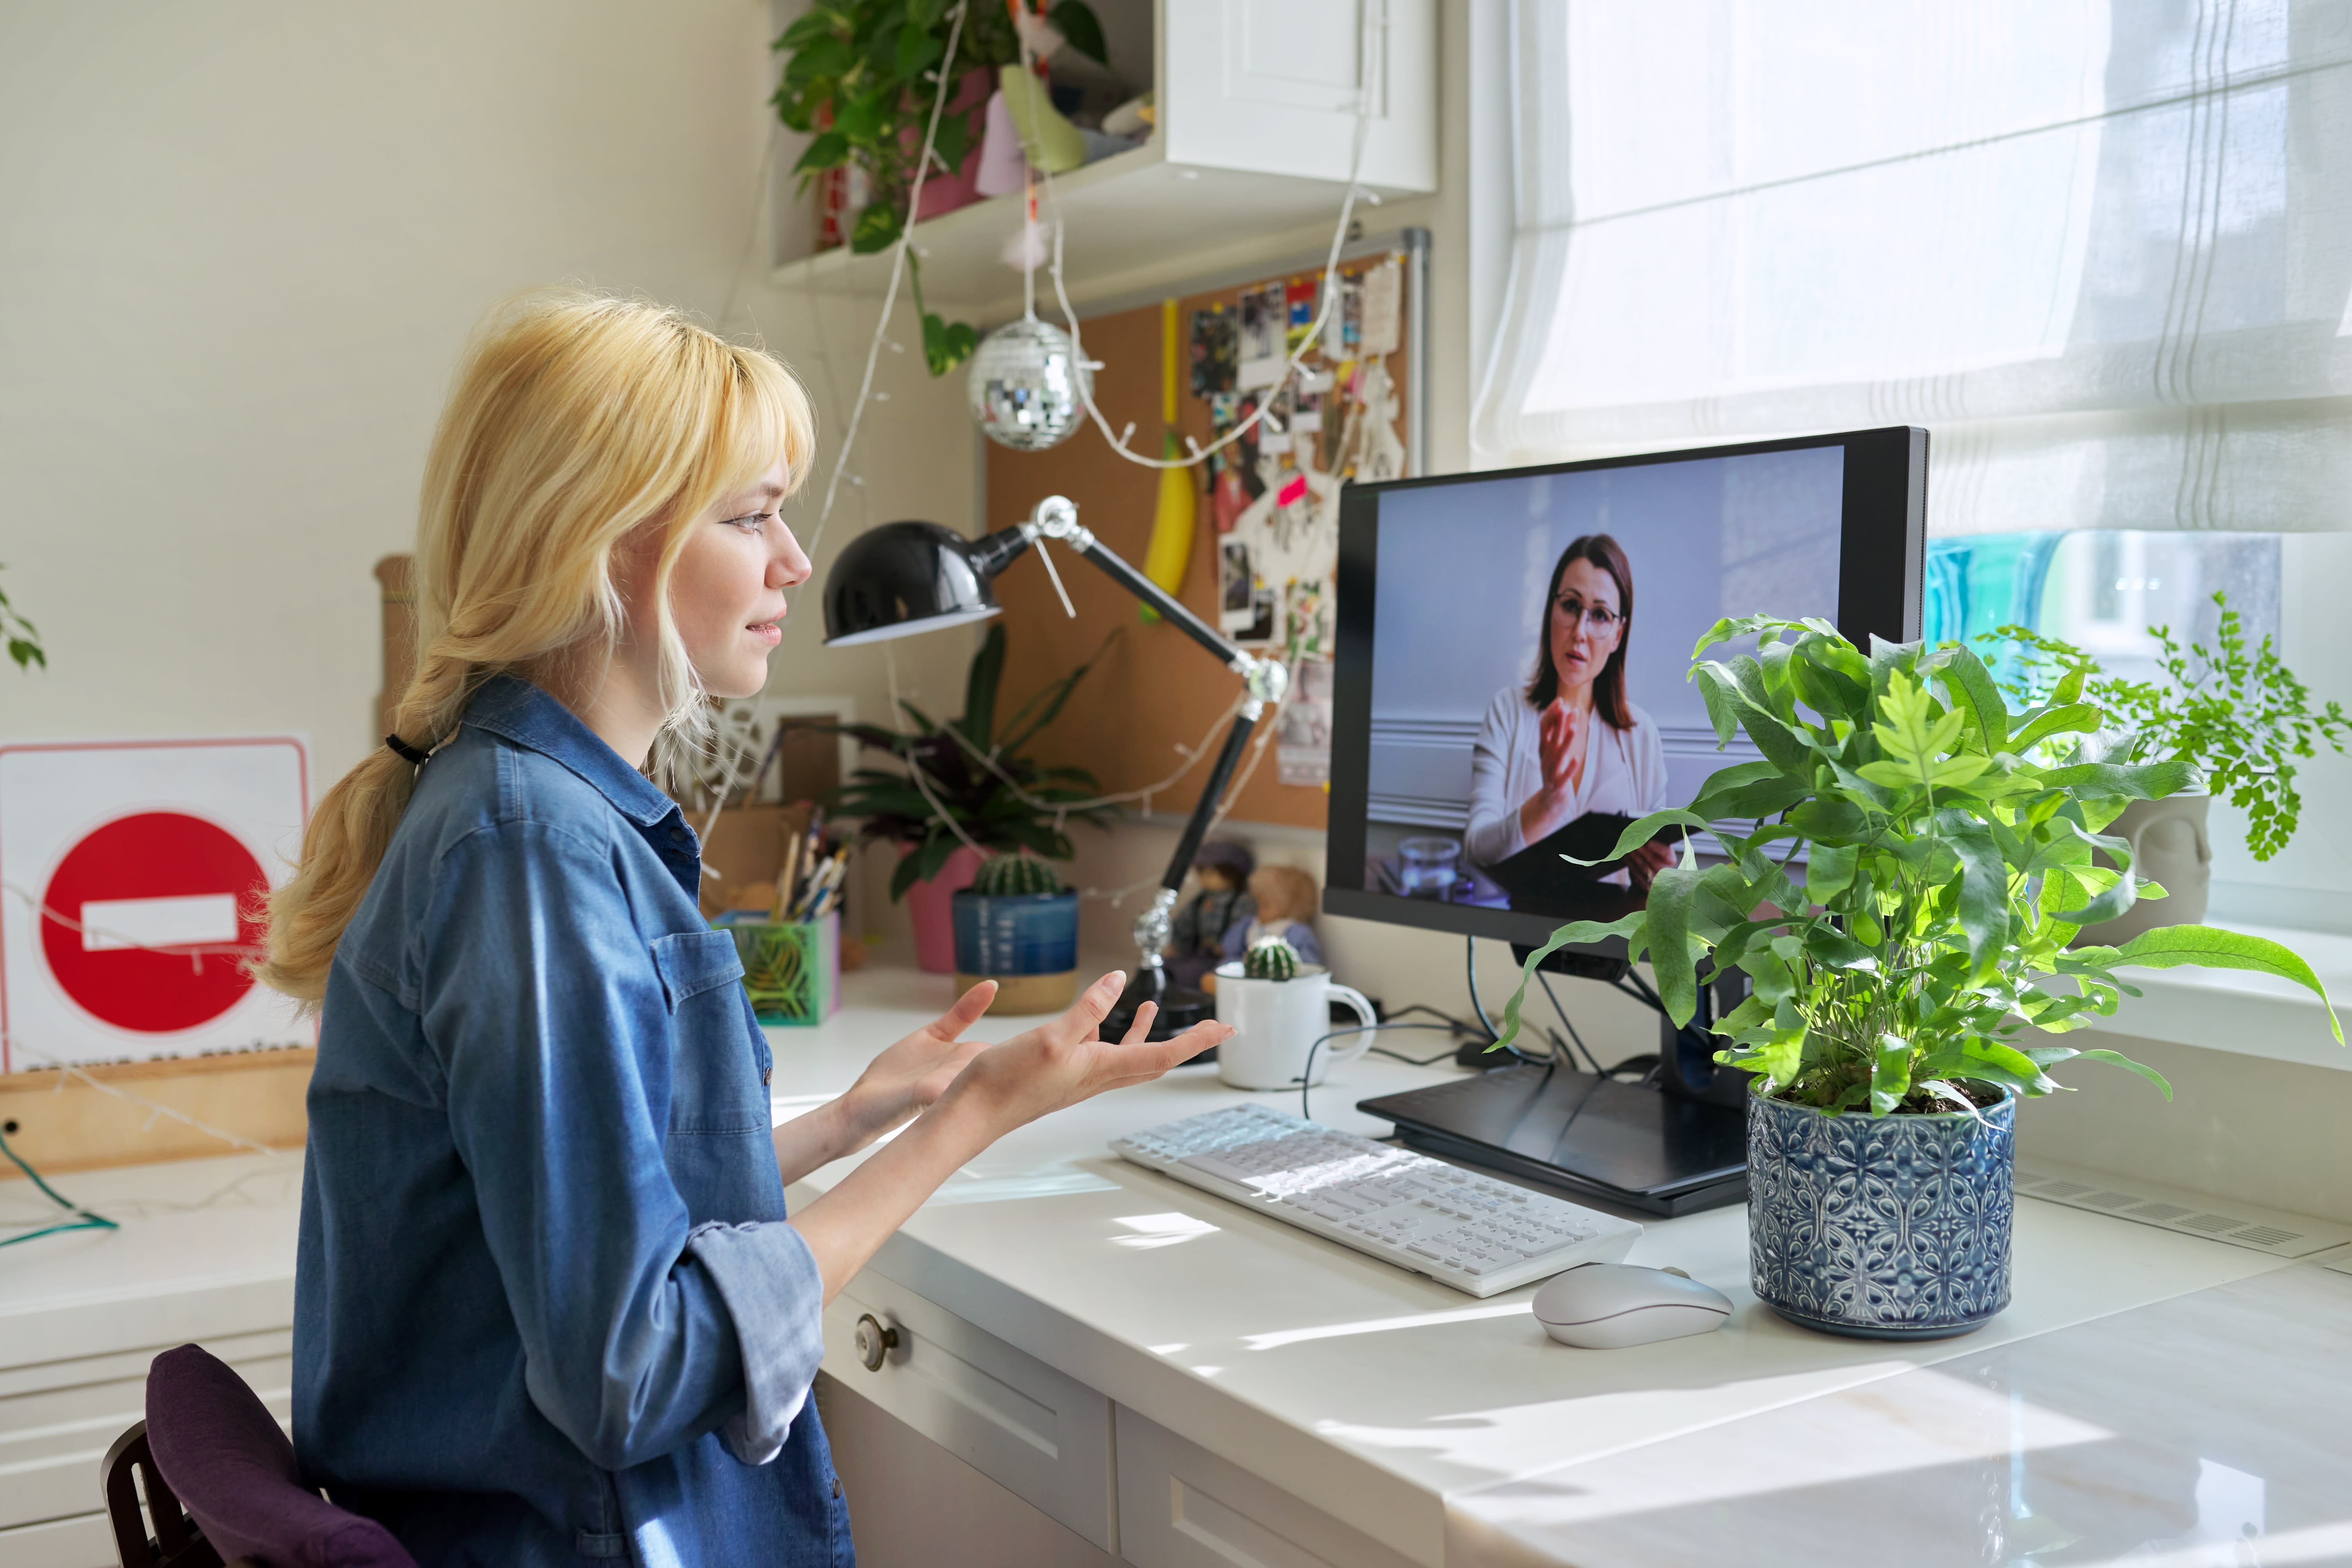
xmin=1277 ymin=474 xmax=1308 ymax=507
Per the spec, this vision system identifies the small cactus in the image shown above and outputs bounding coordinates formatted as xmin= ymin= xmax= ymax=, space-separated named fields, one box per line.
xmin=971 ymin=853 xmax=1066 ymax=898
xmin=1242 ymin=937 xmax=1299 ymax=981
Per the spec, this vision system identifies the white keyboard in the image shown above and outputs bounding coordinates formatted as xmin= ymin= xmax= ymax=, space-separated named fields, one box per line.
xmin=1110 ymin=1103 xmax=1641 ymax=1297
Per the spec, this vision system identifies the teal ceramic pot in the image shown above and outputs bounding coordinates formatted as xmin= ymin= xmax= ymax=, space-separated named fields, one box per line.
xmin=1746 ymin=1080 xmax=2016 ymax=1339
xmin=951 ymin=890 xmax=1079 ymax=977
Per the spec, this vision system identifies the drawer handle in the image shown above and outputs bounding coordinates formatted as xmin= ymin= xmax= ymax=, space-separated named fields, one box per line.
xmin=853 ymin=1313 xmax=901 ymax=1372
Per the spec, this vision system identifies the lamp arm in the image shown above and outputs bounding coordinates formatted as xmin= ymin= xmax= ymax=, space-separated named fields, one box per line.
xmin=986 ymin=497 xmax=1292 ymax=1034
xmin=1005 ymin=496 xmax=1274 ymax=684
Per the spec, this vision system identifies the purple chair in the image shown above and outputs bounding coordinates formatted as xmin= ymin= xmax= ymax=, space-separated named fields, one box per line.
xmin=101 ymin=1344 xmax=415 ymax=1568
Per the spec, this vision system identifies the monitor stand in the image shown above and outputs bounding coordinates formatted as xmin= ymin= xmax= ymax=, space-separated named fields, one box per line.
xmin=1357 ymin=1062 xmax=1748 ymax=1217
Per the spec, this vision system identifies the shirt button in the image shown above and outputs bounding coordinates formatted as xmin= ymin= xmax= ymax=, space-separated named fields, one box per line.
xmin=831 ymin=1475 xmax=843 ymax=1499
xmin=762 ymin=1068 xmax=772 ymax=1085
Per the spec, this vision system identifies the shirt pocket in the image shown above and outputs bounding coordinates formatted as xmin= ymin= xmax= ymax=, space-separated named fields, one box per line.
xmin=649 ymin=929 xmax=745 ymax=1009
xmin=651 ymin=931 xmax=768 ymax=1137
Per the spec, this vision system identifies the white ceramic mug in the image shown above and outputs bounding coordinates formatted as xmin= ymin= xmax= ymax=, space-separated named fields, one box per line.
xmin=1212 ymin=963 xmax=1379 ymax=1090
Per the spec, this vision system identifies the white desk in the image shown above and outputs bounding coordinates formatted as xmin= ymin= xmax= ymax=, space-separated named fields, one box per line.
xmin=782 ymin=969 xmax=2350 ymax=1568
xmin=3 ymin=967 xmax=2344 ymax=1568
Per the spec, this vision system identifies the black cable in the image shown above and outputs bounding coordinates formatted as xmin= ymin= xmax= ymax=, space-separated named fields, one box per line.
xmin=1462 ymin=934 xmax=1501 ymax=1043
xmin=1369 ymin=1044 xmax=1463 ymax=1067
xmin=1464 ymin=935 xmax=1554 ymax=1069
xmin=1534 ymin=969 xmax=1606 ymax=1076
xmin=1296 ymin=1021 xmax=1462 ymax=1122
xmin=1382 ymin=1001 xmax=1483 ymax=1035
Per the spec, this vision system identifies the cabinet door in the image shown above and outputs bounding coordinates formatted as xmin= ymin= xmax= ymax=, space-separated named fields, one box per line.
xmin=821 ymin=1278 xmax=1116 ymax=1552
xmin=1115 ymin=1406 xmax=1425 ymax=1568
xmin=0 ymin=1328 xmax=291 ymax=1551
xmin=1162 ymin=0 xmax=1437 ymax=192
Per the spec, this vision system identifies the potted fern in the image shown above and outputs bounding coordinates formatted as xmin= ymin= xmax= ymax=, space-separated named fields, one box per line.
xmin=1991 ymin=593 xmax=2349 ymax=943
xmin=1495 ymin=618 xmax=2340 ymax=1339
xmin=821 ymin=622 xmax=1114 ymax=972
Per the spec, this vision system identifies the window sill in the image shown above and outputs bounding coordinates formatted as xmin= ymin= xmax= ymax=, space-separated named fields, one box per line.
xmin=2069 ymin=922 xmax=2352 ymax=1073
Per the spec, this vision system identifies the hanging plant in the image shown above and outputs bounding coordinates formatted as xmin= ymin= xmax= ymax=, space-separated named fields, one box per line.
xmin=772 ymin=0 xmax=1108 ymax=376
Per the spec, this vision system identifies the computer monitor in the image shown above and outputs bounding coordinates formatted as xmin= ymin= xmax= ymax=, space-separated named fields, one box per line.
xmin=1326 ymin=427 xmax=1927 ymax=1215
xmin=1325 ymin=426 xmax=1925 ymax=955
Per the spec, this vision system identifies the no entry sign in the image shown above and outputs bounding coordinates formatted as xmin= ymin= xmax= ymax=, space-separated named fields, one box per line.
xmin=0 ymin=738 xmax=309 ymax=1072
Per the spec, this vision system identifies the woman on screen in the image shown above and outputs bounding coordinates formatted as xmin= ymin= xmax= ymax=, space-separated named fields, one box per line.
xmin=1464 ymin=534 xmax=1674 ymax=893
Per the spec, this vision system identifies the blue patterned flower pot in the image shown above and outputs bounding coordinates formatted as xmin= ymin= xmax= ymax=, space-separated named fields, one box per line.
xmin=1747 ymin=1080 xmax=2015 ymax=1339
xmin=951 ymin=891 xmax=1080 ymax=1014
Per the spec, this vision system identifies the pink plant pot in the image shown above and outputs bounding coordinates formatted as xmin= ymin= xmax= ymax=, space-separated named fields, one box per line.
xmin=903 ymin=842 xmax=985 ymax=973
xmin=911 ymin=69 xmax=992 ymax=222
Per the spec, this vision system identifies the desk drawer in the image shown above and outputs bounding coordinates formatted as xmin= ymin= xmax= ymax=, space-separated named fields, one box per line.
xmin=821 ymin=1277 xmax=1114 ymax=1552
xmin=1116 ymin=1407 xmax=1420 ymax=1568
xmin=0 ymin=1330 xmax=291 ymax=1537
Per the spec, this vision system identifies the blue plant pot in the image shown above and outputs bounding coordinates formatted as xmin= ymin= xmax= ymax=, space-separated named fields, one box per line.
xmin=1746 ymin=1079 xmax=2015 ymax=1339
xmin=951 ymin=890 xmax=1079 ymax=978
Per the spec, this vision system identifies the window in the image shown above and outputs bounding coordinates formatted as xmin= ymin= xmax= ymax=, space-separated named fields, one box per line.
xmin=1476 ymin=0 xmax=2352 ymax=538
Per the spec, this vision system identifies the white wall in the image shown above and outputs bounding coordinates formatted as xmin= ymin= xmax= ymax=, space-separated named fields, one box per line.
xmin=0 ymin=0 xmax=977 ymax=844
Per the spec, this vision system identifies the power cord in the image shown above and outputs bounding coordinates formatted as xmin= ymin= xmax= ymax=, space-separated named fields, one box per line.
xmin=1465 ymin=935 xmax=1556 ymax=1069
xmin=0 ymin=1125 xmax=117 ymax=1249
xmin=1534 ymin=969 xmax=1608 ymax=1077
xmin=1296 ymin=1021 xmax=1462 ymax=1122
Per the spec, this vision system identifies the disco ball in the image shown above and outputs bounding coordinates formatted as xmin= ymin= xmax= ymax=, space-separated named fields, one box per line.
xmin=967 ymin=315 xmax=1092 ymax=452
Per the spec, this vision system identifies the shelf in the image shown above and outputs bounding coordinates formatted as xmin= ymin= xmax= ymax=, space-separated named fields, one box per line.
xmin=768 ymin=139 xmax=1412 ymax=326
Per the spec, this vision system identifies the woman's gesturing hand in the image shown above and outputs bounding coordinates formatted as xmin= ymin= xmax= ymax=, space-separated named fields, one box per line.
xmin=946 ymin=971 xmax=1231 ymax=1137
xmin=1537 ymin=698 xmax=1583 ymax=795
xmin=837 ymin=981 xmax=1000 ymax=1142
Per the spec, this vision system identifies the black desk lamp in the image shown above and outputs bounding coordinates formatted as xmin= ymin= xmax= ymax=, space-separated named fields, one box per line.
xmin=823 ymin=494 xmax=1288 ymax=1041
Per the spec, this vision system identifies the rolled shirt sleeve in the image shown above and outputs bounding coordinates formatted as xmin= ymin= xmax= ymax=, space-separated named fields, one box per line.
xmin=419 ymin=819 xmax=823 ymax=1473
xmin=685 ymin=1221 xmax=828 ymax=1465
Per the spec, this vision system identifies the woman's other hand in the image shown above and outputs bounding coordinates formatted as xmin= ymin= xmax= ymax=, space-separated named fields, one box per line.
xmin=840 ymin=982 xmax=999 ymax=1142
xmin=948 ymin=971 xmax=1230 ymax=1136
xmin=1625 ymin=838 xmax=1675 ymax=891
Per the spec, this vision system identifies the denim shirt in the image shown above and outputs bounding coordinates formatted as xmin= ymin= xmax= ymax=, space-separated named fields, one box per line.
xmin=294 ymin=675 xmax=848 ymax=1567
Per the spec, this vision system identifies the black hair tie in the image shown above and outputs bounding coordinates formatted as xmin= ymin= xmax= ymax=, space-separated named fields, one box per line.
xmin=385 ymin=734 xmax=432 ymax=766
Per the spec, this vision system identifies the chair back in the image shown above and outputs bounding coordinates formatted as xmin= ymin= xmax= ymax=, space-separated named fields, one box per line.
xmin=138 ymin=1344 xmax=415 ymax=1568
xmin=100 ymin=1421 xmax=226 ymax=1568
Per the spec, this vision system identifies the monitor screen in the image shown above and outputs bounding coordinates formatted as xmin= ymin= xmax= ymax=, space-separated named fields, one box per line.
xmin=1324 ymin=427 xmax=1925 ymax=951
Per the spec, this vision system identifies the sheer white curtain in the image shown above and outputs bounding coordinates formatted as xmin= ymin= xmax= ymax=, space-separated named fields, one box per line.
xmin=1475 ymin=0 xmax=2352 ymax=535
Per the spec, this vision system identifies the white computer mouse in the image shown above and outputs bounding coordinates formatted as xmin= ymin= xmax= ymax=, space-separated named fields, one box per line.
xmin=1532 ymin=1263 xmax=1733 ymax=1349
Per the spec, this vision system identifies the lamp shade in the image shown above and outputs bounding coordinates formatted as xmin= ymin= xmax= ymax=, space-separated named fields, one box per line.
xmin=822 ymin=520 xmax=1005 ymax=646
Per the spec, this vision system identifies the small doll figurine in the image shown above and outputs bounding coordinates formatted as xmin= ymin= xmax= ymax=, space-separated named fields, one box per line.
xmin=1220 ymin=864 xmax=1325 ymax=971
xmin=1164 ymin=840 xmax=1256 ymax=990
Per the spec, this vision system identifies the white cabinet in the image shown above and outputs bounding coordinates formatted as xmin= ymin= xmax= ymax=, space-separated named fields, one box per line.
xmin=1162 ymin=0 xmax=1437 ymax=191
xmin=820 ymin=1274 xmax=1117 ymax=1552
xmin=1113 ymin=1406 xmax=1422 ymax=1568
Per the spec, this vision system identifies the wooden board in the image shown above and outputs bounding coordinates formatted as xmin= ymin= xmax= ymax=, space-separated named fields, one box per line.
xmin=985 ymin=261 xmax=1412 ymax=832
xmin=0 ymin=1050 xmax=311 ymax=1180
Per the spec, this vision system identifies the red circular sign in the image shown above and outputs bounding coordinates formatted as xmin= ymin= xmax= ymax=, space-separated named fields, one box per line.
xmin=39 ymin=811 xmax=268 ymax=1033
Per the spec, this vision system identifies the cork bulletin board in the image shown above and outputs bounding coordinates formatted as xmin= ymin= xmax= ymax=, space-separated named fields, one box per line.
xmin=984 ymin=250 xmax=1415 ymax=833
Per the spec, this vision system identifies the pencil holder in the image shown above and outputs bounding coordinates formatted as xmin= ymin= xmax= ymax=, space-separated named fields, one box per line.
xmin=726 ymin=911 xmax=841 ymax=1027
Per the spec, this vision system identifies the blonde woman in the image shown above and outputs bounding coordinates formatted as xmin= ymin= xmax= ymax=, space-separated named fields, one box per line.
xmin=264 ymin=293 xmax=1228 ymax=1566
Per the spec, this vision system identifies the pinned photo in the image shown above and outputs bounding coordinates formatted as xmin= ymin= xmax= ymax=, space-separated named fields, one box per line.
xmin=1190 ymin=305 xmax=1237 ymax=397
xmin=1238 ymin=281 xmax=1286 ymax=390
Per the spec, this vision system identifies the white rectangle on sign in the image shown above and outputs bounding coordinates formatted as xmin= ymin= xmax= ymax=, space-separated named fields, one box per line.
xmin=80 ymin=894 xmax=240 ymax=953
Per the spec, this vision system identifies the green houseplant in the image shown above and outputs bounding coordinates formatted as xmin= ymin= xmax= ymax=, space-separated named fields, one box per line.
xmin=772 ymin=0 xmax=1109 ymax=374
xmin=816 ymin=622 xmax=1114 ymax=970
xmin=1989 ymin=593 xmax=2348 ymax=942
xmin=1494 ymin=618 xmax=2339 ymax=1338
